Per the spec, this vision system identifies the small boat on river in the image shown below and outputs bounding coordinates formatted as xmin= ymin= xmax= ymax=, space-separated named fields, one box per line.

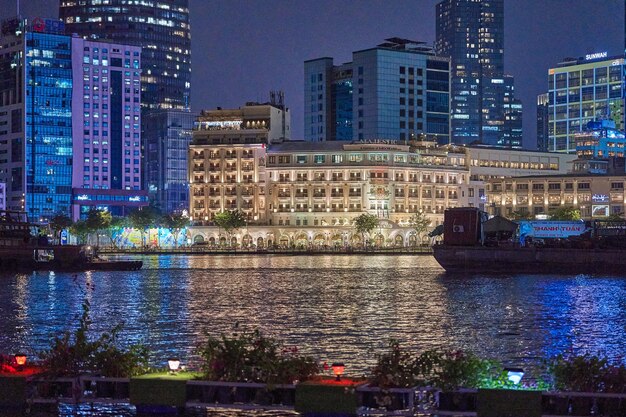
xmin=0 ymin=210 xmax=142 ymax=272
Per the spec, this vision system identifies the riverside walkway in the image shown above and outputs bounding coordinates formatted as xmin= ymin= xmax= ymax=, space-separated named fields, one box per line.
xmin=98 ymin=246 xmax=434 ymax=256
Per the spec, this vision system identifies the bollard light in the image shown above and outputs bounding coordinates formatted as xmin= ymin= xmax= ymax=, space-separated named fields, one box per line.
xmin=14 ymin=353 xmax=27 ymax=370
xmin=167 ymin=358 xmax=180 ymax=374
xmin=505 ymin=367 xmax=524 ymax=385
xmin=331 ymin=362 xmax=345 ymax=381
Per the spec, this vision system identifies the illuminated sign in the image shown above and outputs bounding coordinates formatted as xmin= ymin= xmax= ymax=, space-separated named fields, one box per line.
xmin=592 ymin=205 xmax=609 ymax=217
xmin=129 ymin=196 xmax=141 ymax=202
xmin=76 ymin=195 xmax=89 ymax=201
xmin=592 ymin=194 xmax=609 ymax=203
xmin=519 ymin=221 xmax=587 ymax=238
xmin=585 ymin=51 xmax=607 ymax=61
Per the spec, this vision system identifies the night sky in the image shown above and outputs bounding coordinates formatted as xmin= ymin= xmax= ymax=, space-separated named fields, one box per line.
xmin=3 ymin=0 xmax=624 ymax=148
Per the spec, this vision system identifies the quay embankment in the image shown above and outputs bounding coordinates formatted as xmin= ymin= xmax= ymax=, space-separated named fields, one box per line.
xmin=98 ymin=246 xmax=434 ymax=256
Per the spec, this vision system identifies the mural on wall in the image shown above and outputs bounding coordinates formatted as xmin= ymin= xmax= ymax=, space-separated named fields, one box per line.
xmin=111 ymin=227 xmax=190 ymax=248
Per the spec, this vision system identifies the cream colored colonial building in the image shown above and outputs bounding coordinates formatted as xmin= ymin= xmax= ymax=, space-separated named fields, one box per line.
xmin=189 ymin=135 xmax=469 ymax=247
xmin=487 ymin=174 xmax=626 ymax=219
xmin=464 ymin=146 xmax=576 ymax=211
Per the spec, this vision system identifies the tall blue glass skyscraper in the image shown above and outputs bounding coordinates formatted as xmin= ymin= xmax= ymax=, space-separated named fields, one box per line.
xmin=305 ymin=38 xmax=450 ymax=143
xmin=436 ymin=0 xmax=522 ymax=147
xmin=26 ymin=32 xmax=73 ymax=221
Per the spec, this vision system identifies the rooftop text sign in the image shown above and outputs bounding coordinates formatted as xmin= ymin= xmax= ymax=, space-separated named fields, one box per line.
xmin=585 ymin=51 xmax=608 ymax=61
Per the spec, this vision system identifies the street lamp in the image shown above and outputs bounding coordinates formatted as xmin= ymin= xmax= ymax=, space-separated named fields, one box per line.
xmin=331 ymin=363 xmax=345 ymax=381
xmin=504 ymin=367 xmax=524 ymax=385
xmin=167 ymin=358 xmax=181 ymax=374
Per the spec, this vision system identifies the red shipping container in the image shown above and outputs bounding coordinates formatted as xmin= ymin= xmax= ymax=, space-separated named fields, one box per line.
xmin=443 ymin=207 xmax=482 ymax=246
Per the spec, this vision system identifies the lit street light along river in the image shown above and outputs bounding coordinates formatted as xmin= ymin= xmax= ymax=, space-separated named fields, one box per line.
xmin=1 ymin=254 xmax=626 ymax=415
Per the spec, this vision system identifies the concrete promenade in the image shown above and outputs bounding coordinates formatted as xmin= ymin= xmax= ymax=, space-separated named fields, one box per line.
xmin=99 ymin=246 xmax=434 ymax=256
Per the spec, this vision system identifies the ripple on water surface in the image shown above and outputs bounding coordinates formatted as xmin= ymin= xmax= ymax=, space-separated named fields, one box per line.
xmin=1 ymin=254 xmax=625 ymax=376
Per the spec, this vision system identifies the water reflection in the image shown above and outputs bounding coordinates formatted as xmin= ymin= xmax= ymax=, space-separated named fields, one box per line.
xmin=0 ymin=254 xmax=625 ymax=375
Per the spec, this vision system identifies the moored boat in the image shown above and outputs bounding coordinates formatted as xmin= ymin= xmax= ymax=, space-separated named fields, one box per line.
xmin=433 ymin=207 xmax=626 ymax=274
xmin=0 ymin=210 xmax=142 ymax=272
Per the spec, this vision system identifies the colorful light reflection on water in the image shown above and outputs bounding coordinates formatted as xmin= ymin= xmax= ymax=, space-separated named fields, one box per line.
xmin=1 ymin=254 xmax=626 ymax=414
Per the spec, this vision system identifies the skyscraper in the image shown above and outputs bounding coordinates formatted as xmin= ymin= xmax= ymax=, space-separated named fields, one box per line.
xmin=305 ymin=38 xmax=450 ymax=143
xmin=59 ymin=0 xmax=193 ymax=213
xmin=547 ymin=54 xmax=625 ymax=153
xmin=59 ymin=1 xmax=191 ymax=111
xmin=0 ymin=18 xmax=147 ymax=221
xmin=536 ymin=93 xmax=550 ymax=152
xmin=436 ymin=0 xmax=522 ymax=147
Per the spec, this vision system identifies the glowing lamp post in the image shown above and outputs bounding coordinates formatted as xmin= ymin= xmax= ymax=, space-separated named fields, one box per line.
xmin=505 ymin=367 xmax=524 ymax=385
xmin=14 ymin=353 xmax=27 ymax=371
xmin=167 ymin=358 xmax=181 ymax=374
xmin=331 ymin=362 xmax=345 ymax=381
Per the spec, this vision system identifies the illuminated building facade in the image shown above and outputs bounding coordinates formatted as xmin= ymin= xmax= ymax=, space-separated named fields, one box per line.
xmin=436 ymin=0 xmax=522 ymax=147
xmin=189 ymin=133 xmax=469 ymax=247
xmin=464 ymin=146 xmax=576 ymax=211
xmin=59 ymin=0 xmax=192 ymax=213
xmin=59 ymin=0 xmax=191 ymax=111
xmin=547 ymin=54 xmax=626 ymax=153
xmin=304 ymin=38 xmax=450 ymax=144
xmin=70 ymin=38 xmax=148 ymax=219
xmin=488 ymin=174 xmax=626 ymax=219
xmin=0 ymin=18 xmax=147 ymax=221
xmin=537 ymin=93 xmax=550 ymax=151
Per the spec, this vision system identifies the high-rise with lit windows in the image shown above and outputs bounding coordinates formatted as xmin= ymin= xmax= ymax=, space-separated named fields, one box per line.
xmin=547 ymin=54 xmax=625 ymax=153
xmin=59 ymin=0 xmax=193 ymax=213
xmin=0 ymin=17 xmax=148 ymax=222
xmin=305 ymin=38 xmax=450 ymax=143
xmin=436 ymin=0 xmax=522 ymax=147
xmin=59 ymin=0 xmax=191 ymax=111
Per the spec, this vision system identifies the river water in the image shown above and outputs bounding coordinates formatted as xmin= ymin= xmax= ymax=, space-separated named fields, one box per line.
xmin=1 ymin=254 xmax=626 ymax=415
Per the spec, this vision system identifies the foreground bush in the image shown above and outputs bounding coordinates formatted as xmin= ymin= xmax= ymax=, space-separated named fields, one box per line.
xmin=370 ymin=341 xmax=511 ymax=390
xmin=197 ymin=330 xmax=318 ymax=384
xmin=39 ymin=299 xmax=149 ymax=378
xmin=548 ymin=354 xmax=626 ymax=393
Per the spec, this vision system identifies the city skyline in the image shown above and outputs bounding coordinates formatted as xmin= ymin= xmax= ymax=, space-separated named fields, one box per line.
xmin=3 ymin=0 xmax=623 ymax=149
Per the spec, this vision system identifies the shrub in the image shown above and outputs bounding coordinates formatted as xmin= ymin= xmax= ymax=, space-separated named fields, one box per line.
xmin=370 ymin=342 xmax=510 ymax=390
xmin=548 ymin=354 xmax=626 ymax=393
xmin=39 ymin=299 xmax=149 ymax=378
xmin=197 ymin=330 xmax=318 ymax=384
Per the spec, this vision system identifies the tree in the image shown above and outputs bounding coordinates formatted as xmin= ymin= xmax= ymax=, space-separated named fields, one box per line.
xmin=606 ymin=213 xmax=624 ymax=222
xmin=409 ymin=210 xmax=431 ymax=245
xmin=549 ymin=207 xmax=581 ymax=221
xmin=85 ymin=208 xmax=112 ymax=247
xmin=213 ymin=210 xmax=246 ymax=247
xmin=509 ymin=210 xmax=533 ymax=220
xmin=107 ymin=217 xmax=127 ymax=249
xmin=49 ymin=213 xmax=73 ymax=244
xmin=161 ymin=213 xmax=190 ymax=248
xmin=353 ymin=213 xmax=379 ymax=248
xmin=70 ymin=220 xmax=90 ymax=245
xmin=129 ymin=207 xmax=158 ymax=248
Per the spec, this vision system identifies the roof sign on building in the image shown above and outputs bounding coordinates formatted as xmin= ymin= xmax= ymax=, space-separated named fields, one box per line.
xmin=585 ymin=51 xmax=608 ymax=61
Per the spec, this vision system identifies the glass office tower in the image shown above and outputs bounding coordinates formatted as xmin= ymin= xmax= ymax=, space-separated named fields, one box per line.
xmin=547 ymin=55 xmax=626 ymax=153
xmin=60 ymin=0 xmax=193 ymax=213
xmin=25 ymin=31 xmax=73 ymax=221
xmin=305 ymin=38 xmax=450 ymax=143
xmin=0 ymin=18 xmax=148 ymax=221
xmin=59 ymin=0 xmax=191 ymax=111
xmin=436 ymin=0 xmax=522 ymax=147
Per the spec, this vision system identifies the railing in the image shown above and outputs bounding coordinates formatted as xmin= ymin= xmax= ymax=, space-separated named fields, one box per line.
xmin=20 ymin=377 xmax=626 ymax=417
